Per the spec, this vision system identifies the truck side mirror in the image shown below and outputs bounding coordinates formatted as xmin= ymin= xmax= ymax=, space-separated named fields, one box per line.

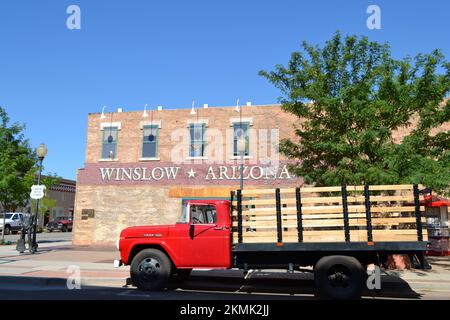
xmin=189 ymin=224 xmax=194 ymax=239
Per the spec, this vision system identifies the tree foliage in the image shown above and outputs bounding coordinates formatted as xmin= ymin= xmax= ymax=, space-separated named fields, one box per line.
xmin=0 ymin=106 xmax=58 ymax=212
xmin=31 ymin=196 xmax=57 ymax=216
xmin=260 ymin=32 xmax=450 ymax=195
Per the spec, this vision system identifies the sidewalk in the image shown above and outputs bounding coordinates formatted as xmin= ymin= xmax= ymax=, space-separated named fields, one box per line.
xmin=0 ymin=242 xmax=130 ymax=289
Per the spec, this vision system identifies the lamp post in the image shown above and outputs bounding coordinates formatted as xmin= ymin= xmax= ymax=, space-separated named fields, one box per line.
xmin=30 ymin=143 xmax=48 ymax=254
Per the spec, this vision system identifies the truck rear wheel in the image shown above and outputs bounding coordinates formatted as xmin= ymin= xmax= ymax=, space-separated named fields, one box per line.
xmin=314 ymin=255 xmax=364 ymax=300
xmin=131 ymin=249 xmax=172 ymax=291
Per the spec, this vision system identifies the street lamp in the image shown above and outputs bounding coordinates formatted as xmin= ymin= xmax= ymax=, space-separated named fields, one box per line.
xmin=30 ymin=143 xmax=48 ymax=253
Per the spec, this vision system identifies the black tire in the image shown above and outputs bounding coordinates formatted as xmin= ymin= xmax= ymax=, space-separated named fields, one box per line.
xmin=174 ymin=269 xmax=192 ymax=282
xmin=130 ymin=249 xmax=172 ymax=291
xmin=61 ymin=225 xmax=67 ymax=232
xmin=314 ymin=255 xmax=364 ymax=300
xmin=3 ymin=225 xmax=11 ymax=235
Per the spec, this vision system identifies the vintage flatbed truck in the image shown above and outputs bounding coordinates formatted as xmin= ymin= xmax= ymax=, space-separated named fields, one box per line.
xmin=115 ymin=184 xmax=429 ymax=299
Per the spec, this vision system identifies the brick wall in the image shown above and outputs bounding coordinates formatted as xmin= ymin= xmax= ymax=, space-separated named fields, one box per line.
xmin=85 ymin=105 xmax=298 ymax=164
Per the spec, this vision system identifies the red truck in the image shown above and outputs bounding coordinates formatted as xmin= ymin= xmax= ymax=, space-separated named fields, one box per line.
xmin=115 ymin=185 xmax=429 ymax=299
xmin=46 ymin=216 xmax=73 ymax=232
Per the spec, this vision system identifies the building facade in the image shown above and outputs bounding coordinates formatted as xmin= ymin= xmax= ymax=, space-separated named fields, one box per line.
xmin=73 ymin=104 xmax=301 ymax=245
xmin=73 ymin=103 xmax=450 ymax=246
xmin=45 ymin=178 xmax=76 ymax=223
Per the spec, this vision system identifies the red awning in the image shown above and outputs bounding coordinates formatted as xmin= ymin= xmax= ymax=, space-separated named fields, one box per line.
xmin=421 ymin=195 xmax=450 ymax=207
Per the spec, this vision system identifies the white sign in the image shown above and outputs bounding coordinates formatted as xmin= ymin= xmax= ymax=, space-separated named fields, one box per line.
xmin=30 ymin=185 xmax=46 ymax=200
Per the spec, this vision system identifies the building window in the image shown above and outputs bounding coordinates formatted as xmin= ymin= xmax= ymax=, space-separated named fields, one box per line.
xmin=101 ymin=126 xmax=118 ymax=159
xmin=189 ymin=123 xmax=205 ymax=157
xmin=142 ymin=125 xmax=158 ymax=158
xmin=233 ymin=122 xmax=250 ymax=156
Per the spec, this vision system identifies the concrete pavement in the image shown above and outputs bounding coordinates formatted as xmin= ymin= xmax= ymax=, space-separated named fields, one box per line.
xmin=0 ymin=241 xmax=127 ymax=289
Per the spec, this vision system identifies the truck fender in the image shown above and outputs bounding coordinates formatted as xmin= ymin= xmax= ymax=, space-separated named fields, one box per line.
xmin=125 ymin=240 xmax=180 ymax=267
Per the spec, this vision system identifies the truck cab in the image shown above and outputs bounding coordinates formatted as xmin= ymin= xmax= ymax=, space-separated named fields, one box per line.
xmin=118 ymin=200 xmax=232 ymax=289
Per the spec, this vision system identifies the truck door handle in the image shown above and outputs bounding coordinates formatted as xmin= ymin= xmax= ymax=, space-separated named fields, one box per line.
xmin=213 ymin=226 xmax=224 ymax=230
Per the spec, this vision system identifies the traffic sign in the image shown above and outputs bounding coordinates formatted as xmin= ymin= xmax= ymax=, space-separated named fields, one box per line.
xmin=30 ymin=185 xmax=46 ymax=200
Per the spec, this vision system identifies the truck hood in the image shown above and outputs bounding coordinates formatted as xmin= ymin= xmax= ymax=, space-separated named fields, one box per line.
xmin=120 ymin=225 xmax=173 ymax=239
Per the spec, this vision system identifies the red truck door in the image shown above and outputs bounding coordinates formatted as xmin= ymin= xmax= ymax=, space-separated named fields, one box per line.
xmin=177 ymin=202 xmax=230 ymax=268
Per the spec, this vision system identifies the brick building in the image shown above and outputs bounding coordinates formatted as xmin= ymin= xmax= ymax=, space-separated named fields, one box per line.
xmin=74 ymin=104 xmax=301 ymax=245
xmin=73 ymin=103 xmax=450 ymax=246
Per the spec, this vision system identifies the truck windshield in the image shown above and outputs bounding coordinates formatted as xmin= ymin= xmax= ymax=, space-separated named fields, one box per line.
xmin=0 ymin=214 xmax=13 ymax=219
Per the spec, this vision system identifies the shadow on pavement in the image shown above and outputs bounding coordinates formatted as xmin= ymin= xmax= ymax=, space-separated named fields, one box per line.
xmin=171 ymin=270 xmax=421 ymax=299
xmin=0 ymin=270 xmax=422 ymax=300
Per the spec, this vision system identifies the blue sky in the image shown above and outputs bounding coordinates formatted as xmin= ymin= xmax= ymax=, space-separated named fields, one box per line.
xmin=0 ymin=0 xmax=449 ymax=180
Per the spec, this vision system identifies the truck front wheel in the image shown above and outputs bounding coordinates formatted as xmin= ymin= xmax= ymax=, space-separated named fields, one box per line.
xmin=130 ymin=249 xmax=172 ymax=291
xmin=314 ymin=255 xmax=365 ymax=300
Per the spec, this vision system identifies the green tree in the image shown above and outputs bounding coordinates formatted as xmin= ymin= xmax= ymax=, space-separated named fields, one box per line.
xmin=260 ymin=32 xmax=450 ymax=195
xmin=31 ymin=196 xmax=57 ymax=223
xmin=0 ymin=107 xmax=59 ymax=241
xmin=0 ymin=107 xmax=37 ymax=213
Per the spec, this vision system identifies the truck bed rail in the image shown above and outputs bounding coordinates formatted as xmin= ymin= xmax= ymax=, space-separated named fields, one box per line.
xmin=231 ymin=184 xmax=427 ymax=244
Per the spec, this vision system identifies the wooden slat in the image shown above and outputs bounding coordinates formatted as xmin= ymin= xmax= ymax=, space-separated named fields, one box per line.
xmin=299 ymin=186 xmax=342 ymax=193
xmin=235 ymin=229 xmax=426 ymax=237
xmin=233 ymin=217 xmax=425 ymax=229
xmin=241 ymin=195 xmax=415 ymax=206
xmin=233 ymin=206 xmax=425 ymax=216
xmin=235 ymin=213 xmax=413 ymax=221
xmin=348 ymin=185 xmax=414 ymax=191
xmin=240 ymin=184 xmax=418 ymax=196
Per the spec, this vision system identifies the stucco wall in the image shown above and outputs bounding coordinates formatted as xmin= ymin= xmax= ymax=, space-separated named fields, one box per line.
xmin=73 ymin=185 xmax=182 ymax=245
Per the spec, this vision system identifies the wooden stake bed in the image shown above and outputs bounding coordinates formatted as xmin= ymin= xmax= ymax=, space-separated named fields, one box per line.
xmin=231 ymin=184 xmax=428 ymax=245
